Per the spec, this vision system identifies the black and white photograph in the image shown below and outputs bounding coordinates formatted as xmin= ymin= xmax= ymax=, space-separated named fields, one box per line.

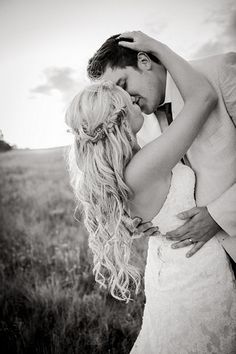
xmin=0 ymin=0 xmax=236 ymax=353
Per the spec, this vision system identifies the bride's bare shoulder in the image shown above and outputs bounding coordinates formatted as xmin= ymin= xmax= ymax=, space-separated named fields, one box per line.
xmin=126 ymin=173 xmax=172 ymax=222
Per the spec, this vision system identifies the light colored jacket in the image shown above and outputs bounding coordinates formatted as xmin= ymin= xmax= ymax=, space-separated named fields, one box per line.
xmin=138 ymin=53 xmax=236 ymax=261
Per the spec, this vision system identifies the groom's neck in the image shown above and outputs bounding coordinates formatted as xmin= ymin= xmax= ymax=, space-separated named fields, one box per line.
xmin=158 ymin=66 xmax=167 ymax=106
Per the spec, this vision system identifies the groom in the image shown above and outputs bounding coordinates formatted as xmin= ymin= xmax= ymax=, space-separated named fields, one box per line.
xmin=87 ymin=32 xmax=236 ymax=267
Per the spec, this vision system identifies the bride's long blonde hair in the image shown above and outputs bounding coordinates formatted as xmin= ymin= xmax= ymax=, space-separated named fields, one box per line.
xmin=65 ymin=81 xmax=141 ymax=301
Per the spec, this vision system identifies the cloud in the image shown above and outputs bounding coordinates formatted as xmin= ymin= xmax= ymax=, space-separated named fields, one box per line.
xmin=192 ymin=2 xmax=236 ymax=58
xmin=30 ymin=67 xmax=87 ymax=102
xmin=142 ymin=19 xmax=167 ymax=38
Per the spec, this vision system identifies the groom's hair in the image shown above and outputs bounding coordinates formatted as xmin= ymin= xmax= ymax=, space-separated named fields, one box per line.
xmin=87 ymin=34 xmax=160 ymax=80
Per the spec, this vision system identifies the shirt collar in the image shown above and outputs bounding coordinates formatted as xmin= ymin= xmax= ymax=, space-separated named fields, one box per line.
xmin=163 ymin=71 xmax=171 ymax=104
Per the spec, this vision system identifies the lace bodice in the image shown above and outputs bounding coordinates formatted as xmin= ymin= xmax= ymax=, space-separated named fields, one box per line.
xmin=152 ymin=162 xmax=196 ymax=234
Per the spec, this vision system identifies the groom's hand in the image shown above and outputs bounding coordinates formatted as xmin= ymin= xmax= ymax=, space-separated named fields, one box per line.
xmin=165 ymin=207 xmax=221 ymax=257
xmin=133 ymin=218 xmax=160 ymax=238
xmin=122 ymin=211 xmax=159 ymax=238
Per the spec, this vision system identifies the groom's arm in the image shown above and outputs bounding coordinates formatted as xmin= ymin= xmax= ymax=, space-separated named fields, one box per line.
xmin=165 ymin=53 xmax=236 ymax=256
xmin=208 ymin=52 xmax=236 ymax=236
xmin=166 ymin=182 xmax=236 ymax=257
xmin=219 ymin=52 xmax=236 ymax=127
xmin=208 ymin=183 xmax=236 ymax=237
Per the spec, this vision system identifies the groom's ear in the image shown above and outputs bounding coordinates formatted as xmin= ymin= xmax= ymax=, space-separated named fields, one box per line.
xmin=137 ymin=52 xmax=152 ymax=71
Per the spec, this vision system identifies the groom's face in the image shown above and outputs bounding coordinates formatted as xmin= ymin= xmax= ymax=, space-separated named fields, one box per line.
xmin=102 ymin=53 xmax=166 ymax=115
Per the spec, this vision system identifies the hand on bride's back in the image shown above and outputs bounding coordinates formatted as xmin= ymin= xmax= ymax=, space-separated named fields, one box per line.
xmin=122 ymin=211 xmax=159 ymax=238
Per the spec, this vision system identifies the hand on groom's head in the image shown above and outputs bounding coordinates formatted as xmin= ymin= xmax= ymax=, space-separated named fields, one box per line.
xmin=116 ymin=36 xmax=134 ymax=43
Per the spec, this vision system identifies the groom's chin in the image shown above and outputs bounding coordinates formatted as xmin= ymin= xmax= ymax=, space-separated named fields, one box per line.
xmin=142 ymin=107 xmax=154 ymax=115
xmin=141 ymin=102 xmax=156 ymax=115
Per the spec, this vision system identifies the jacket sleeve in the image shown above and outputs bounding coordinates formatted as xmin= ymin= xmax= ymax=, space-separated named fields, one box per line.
xmin=219 ymin=52 xmax=236 ymax=127
xmin=207 ymin=52 xmax=236 ymax=237
xmin=207 ymin=183 xmax=236 ymax=237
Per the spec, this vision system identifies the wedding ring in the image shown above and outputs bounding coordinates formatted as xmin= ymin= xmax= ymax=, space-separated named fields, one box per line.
xmin=188 ymin=238 xmax=194 ymax=244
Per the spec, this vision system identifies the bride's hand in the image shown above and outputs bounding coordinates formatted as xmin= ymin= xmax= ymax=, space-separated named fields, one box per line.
xmin=117 ymin=31 xmax=158 ymax=53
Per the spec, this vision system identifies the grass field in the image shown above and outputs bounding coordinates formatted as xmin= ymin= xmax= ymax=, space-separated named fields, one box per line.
xmin=0 ymin=147 xmax=147 ymax=354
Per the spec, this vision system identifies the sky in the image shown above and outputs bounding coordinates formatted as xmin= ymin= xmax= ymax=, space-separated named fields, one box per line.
xmin=0 ymin=0 xmax=235 ymax=149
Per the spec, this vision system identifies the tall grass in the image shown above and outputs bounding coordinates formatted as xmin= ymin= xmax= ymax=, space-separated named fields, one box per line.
xmin=0 ymin=148 xmax=147 ymax=354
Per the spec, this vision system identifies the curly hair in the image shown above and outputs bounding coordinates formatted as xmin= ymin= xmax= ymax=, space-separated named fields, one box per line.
xmin=65 ymin=81 xmax=142 ymax=301
xmin=87 ymin=34 xmax=161 ymax=80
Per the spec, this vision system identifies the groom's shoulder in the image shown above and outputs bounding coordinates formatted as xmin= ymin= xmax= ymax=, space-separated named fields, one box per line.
xmin=190 ymin=52 xmax=236 ymax=70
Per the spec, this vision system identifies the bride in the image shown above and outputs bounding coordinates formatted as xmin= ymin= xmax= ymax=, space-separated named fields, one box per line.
xmin=65 ymin=37 xmax=236 ymax=353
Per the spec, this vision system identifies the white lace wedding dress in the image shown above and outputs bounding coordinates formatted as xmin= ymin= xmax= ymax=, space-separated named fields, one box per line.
xmin=131 ymin=163 xmax=236 ymax=354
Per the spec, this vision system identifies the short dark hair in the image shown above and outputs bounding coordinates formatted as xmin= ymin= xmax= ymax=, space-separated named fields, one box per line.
xmin=87 ymin=34 xmax=161 ymax=80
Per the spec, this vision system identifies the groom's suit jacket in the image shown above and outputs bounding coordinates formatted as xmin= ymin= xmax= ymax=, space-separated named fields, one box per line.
xmin=138 ymin=53 xmax=236 ymax=261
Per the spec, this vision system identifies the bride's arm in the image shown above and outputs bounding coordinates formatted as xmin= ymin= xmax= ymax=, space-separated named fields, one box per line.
xmin=119 ymin=32 xmax=217 ymax=192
